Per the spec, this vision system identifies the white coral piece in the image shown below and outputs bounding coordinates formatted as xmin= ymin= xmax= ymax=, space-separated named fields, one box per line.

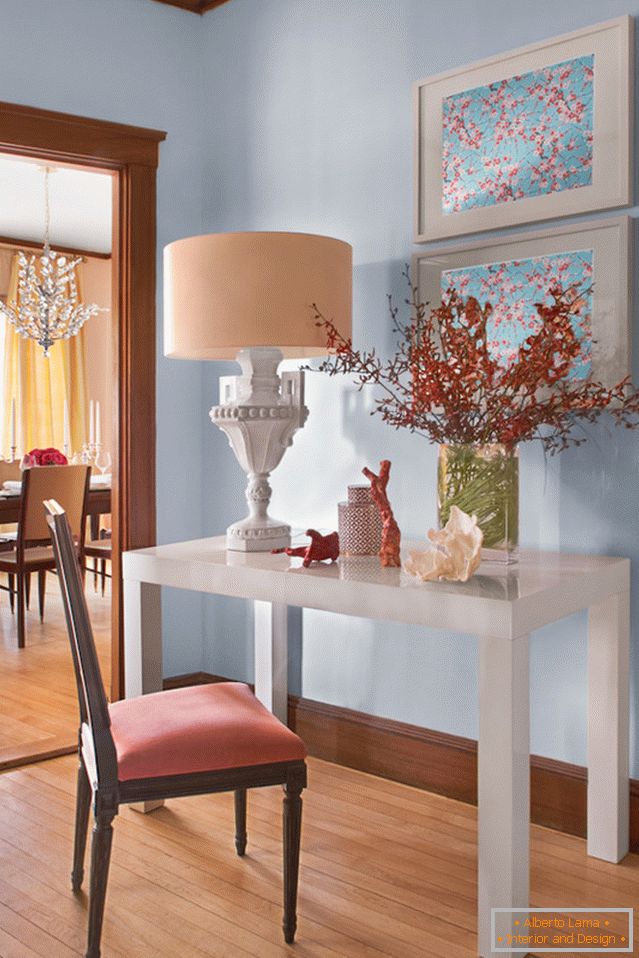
xmin=404 ymin=506 xmax=483 ymax=583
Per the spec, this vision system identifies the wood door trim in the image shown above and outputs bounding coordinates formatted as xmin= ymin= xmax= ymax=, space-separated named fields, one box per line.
xmin=0 ymin=100 xmax=166 ymax=701
xmin=0 ymin=101 xmax=164 ymax=166
xmin=0 ymin=234 xmax=111 ymax=261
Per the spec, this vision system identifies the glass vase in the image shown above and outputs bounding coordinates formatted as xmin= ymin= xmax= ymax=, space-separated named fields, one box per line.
xmin=437 ymin=444 xmax=519 ymax=563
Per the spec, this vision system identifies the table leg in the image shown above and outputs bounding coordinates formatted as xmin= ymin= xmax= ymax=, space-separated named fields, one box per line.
xmin=123 ymin=578 xmax=163 ymax=813
xmin=478 ymin=633 xmax=529 ymax=958
xmin=254 ymin=601 xmax=288 ymax=723
xmin=587 ymin=592 xmax=630 ymax=863
xmin=90 ymin=513 xmax=100 ymax=541
xmin=123 ymin=579 xmax=163 ymax=698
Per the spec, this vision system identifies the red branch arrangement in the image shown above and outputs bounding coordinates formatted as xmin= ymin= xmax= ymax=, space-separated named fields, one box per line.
xmin=312 ymin=267 xmax=639 ymax=454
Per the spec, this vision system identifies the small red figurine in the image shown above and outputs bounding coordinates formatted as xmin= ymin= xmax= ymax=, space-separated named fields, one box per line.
xmin=362 ymin=460 xmax=401 ymax=567
xmin=273 ymin=529 xmax=339 ymax=567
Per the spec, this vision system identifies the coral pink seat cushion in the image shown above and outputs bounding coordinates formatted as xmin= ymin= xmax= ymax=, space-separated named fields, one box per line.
xmin=109 ymin=682 xmax=306 ymax=782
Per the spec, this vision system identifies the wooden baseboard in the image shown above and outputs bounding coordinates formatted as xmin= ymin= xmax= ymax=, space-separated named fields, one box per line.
xmin=163 ymin=671 xmax=217 ymax=690
xmin=166 ymin=671 xmax=639 ymax=852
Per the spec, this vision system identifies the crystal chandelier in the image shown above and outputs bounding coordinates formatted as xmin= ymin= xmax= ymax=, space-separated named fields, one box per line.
xmin=0 ymin=167 xmax=103 ymax=357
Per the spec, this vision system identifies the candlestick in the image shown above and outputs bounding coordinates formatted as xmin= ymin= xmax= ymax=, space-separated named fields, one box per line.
xmin=63 ymin=399 xmax=71 ymax=457
xmin=10 ymin=398 xmax=16 ymax=455
xmin=89 ymin=399 xmax=95 ymax=448
xmin=96 ymin=400 xmax=101 ymax=447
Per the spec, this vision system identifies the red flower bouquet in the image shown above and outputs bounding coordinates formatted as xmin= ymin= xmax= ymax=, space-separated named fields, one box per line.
xmin=28 ymin=447 xmax=69 ymax=466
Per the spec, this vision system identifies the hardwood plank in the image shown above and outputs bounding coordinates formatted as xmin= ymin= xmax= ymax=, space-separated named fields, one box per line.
xmin=0 ymin=927 xmax=42 ymax=958
xmin=0 ymin=899 xmax=80 ymax=958
xmin=0 ymin=579 xmax=111 ymax=769
xmin=1 ymin=754 xmax=638 ymax=958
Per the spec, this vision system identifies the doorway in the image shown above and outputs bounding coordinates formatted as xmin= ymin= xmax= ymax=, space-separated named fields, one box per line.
xmin=0 ymin=100 xmax=164 ymax=765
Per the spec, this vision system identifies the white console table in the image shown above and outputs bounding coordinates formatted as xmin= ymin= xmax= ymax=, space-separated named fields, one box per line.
xmin=123 ymin=538 xmax=630 ymax=958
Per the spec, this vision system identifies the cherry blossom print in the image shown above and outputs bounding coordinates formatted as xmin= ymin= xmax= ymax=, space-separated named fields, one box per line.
xmin=442 ymin=55 xmax=594 ymax=214
xmin=441 ymin=250 xmax=593 ymax=380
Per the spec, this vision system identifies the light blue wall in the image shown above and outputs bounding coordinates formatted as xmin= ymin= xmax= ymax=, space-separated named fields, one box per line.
xmin=0 ymin=0 xmax=208 ymax=675
xmin=199 ymin=0 xmax=639 ymax=775
xmin=4 ymin=0 xmax=637 ymax=775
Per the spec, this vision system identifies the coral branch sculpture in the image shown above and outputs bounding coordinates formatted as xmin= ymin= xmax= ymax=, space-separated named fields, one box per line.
xmin=273 ymin=529 xmax=339 ymax=568
xmin=404 ymin=506 xmax=483 ymax=583
xmin=362 ymin=460 xmax=401 ymax=567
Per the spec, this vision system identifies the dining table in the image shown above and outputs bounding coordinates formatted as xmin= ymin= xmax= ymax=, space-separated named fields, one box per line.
xmin=0 ymin=481 xmax=111 ymax=537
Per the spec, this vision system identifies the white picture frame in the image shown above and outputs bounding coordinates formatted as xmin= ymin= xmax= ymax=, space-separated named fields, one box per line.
xmin=414 ymin=16 xmax=633 ymax=243
xmin=412 ymin=217 xmax=631 ymax=388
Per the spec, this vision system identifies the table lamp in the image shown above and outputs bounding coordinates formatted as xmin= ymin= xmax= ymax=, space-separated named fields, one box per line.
xmin=164 ymin=231 xmax=352 ymax=552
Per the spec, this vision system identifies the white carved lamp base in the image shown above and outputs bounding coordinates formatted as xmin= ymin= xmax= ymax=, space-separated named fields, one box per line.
xmin=209 ymin=347 xmax=308 ymax=553
xmin=227 ymin=473 xmax=291 ymax=552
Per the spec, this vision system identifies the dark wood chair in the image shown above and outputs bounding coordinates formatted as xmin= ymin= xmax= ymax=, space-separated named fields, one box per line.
xmin=84 ymin=529 xmax=111 ymax=596
xmin=45 ymin=499 xmax=307 ymax=958
xmin=0 ymin=460 xmax=22 ymax=603
xmin=0 ymin=459 xmax=22 ymax=552
xmin=0 ymin=465 xmax=90 ymax=646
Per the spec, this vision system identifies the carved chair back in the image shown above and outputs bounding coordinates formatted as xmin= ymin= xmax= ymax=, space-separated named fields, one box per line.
xmin=45 ymin=499 xmax=118 ymax=789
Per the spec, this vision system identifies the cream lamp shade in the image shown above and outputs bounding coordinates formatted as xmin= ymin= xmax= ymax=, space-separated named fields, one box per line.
xmin=164 ymin=231 xmax=352 ymax=359
xmin=163 ymin=230 xmax=353 ymax=553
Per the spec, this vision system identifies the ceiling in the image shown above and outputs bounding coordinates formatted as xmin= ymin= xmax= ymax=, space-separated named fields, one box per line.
xmin=0 ymin=154 xmax=112 ymax=255
xmin=150 ymin=0 xmax=231 ymax=13
xmin=0 ymin=0 xmax=234 ymax=252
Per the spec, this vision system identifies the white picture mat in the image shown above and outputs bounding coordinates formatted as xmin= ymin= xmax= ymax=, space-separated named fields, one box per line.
xmin=414 ymin=17 xmax=633 ymax=242
xmin=412 ymin=217 xmax=631 ymax=388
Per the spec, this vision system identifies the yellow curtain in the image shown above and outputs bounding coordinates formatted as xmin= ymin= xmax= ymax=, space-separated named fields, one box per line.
xmin=2 ymin=252 xmax=88 ymax=457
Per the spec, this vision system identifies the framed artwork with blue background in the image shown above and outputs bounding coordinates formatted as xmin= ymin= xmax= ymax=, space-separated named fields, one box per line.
xmin=413 ymin=218 xmax=631 ymax=389
xmin=414 ymin=17 xmax=633 ymax=242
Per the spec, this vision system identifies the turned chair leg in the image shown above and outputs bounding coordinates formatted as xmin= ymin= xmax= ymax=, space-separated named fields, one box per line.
xmin=282 ymin=777 xmax=304 ymax=944
xmin=234 ymin=788 xmax=247 ymax=856
xmin=86 ymin=802 xmax=117 ymax=958
xmin=38 ymin=571 xmax=46 ymax=622
xmin=16 ymin=574 xmax=26 ymax=649
xmin=8 ymin=573 xmax=15 ymax=613
xmin=72 ymin=760 xmax=92 ymax=892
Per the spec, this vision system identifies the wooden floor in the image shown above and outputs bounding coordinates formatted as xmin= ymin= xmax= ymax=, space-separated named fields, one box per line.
xmin=0 ymin=754 xmax=637 ymax=957
xmin=0 ymin=574 xmax=111 ymax=768
xmin=2 ymin=581 xmax=638 ymax=957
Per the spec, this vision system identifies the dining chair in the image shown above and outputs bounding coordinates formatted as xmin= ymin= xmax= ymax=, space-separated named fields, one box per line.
xmin=85 ymin=529 xmax=111 ymax=596
xmin=45 ymin=499 xmax=307 ymax=958
xmin=0 ymin=459 xmax=22 ymax=483
xmin=0 ymin=460 xmax=49 ymax=610
xmin=0 ymin=459 xmax=22 ymax=548
xmin=0 ymin=460 xmax=22 ymax=603
xmin=0 ymin=465 xmax=90 ymax=647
